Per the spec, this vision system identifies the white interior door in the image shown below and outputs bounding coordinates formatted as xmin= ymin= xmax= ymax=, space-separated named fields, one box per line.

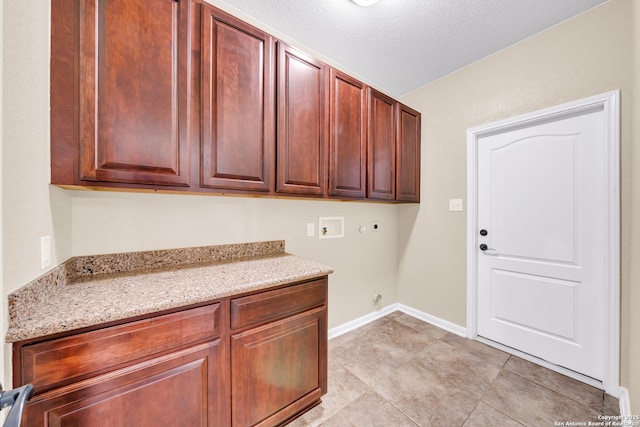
xmin=476 ymin=106 xmax=609 ymax=381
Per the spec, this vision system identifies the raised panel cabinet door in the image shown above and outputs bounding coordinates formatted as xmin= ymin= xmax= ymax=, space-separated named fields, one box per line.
xmin=396 ymin=103 xmax=421 ymax=202
xmin=22 ymin=342 xmax=224 ymax=427
xmin=231 ymin=308 xmax=327 ymax=427
xmin=276 ymin=43 xmax=329 ymax=196
xmin=328 ymin=69 xmax=367 ymax=199
xmin=201 ymin=5 xmax=275 ymax=192
xmin=367 ymin=89 xmax=396 ymax=200
xmin=77 ymin=0 xmax=192 ymax=186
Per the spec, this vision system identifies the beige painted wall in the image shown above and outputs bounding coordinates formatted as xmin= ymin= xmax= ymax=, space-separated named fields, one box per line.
xmin=2 ymin=0 xmax=74 ymax=386
xmin=70 ymin=191 xmax=400 ymax=330
xmin=3 ymin=0 xmax=74 ymax=293
xmin=399 ymin=0 xmax=635 ymax=407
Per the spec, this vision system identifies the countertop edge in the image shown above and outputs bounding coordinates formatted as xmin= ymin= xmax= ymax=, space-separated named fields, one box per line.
xmin=6 ymin=241 xmax=334 ymax=344
xmin=6 ymin=267 xmax=332 ymax=343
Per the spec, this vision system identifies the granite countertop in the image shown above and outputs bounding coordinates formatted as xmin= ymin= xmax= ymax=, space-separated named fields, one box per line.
xmin=6 ymin=241 xmax=333 ymax=343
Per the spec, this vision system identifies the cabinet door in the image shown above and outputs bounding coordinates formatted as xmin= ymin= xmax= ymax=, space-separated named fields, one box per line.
xmin=396 ymin=103 xmax=421 ymax=202
xmin=367 ymin=89 xmax=396 ymax=200
xmin=77 ymin=0 xmax=192 ymax=186
xmin=328 ymin=69 xmax=367 ymax=199
xmin=231 ymin=308 xmax=327 ymax=427
xmin=22 ymin=342 xmax=224 ymax=427
xmin=276 ymin=44 xmax=329 ymax=196
xmin=201 ymin=5 xmax=275 ymax=192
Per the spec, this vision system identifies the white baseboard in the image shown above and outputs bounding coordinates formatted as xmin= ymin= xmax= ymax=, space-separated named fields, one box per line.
xmin=328 ymin=303 xmax=466 ymax=340
xmin=397 ymin=303 xmax=467 ymax=337
xmin=476 ymin=336 xmax=604 ymax=390
xmin=328 ymin=303 xmax=399 ymax=340
xmin=618 ymin=387 xmax=632 ymax=418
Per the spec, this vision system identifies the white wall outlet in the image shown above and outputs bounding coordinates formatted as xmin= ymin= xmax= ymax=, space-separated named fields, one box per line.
xmin=372 ymin=222 xmax=381 ymax=232
xmin=449 ymin=199 xmax=464 ymax=212
xmin=41 ymin=235 xmax=51 ymax=270
xmin=306 ymin=223 xmax=315 ymax=237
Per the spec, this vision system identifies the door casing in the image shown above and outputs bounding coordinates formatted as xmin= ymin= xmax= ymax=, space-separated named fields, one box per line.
xmin=466 ymin=90 xmax=620 ymax=396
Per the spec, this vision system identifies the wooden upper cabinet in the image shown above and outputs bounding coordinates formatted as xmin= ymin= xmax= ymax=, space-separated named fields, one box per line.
xmin=50 ymin=0 xmax=420 ymax=202
xmin=276 ymin=43 xmax=329 ymax=196
xmin=396 ymin=103 xmax=421 ymax=202
xmin=201 ymin=5 xmax=275 ymax=192
xmin=328 ymin=69 xmax=367 ymax=199
xmin=367 ymin=89 xmax=396 ymax=201
xmin=74 ymin=0 xmax=192 ymax=186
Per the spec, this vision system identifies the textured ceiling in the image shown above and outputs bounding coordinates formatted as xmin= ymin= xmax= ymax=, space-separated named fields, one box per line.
xmin=217 ymin=0 xmax=607 ymax=97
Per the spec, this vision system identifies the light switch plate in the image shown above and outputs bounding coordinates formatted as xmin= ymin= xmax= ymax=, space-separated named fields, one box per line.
xmin=449 ymin=199 xmax=463 ymax=212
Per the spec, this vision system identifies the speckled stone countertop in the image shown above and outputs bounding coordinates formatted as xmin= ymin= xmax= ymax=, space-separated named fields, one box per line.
xmin=6 ymin=241 xmax=333 ymax=343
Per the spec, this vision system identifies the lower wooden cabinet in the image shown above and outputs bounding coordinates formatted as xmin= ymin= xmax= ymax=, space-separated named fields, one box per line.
xmin=14 ymin=278 xmax=328 ymax=427
xmin=229 ymin=278 xmax=328 ymax=426
xmin=23 ymin=342 xmax=222 ymax=427
xmin=231 ymin=308 xmax=327 ymax=426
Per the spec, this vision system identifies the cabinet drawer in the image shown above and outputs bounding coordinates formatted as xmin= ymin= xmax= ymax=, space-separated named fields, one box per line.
xmin=230 ymin=278 xmax=327 ymax=330
xmin=21 ymin=303 xmax=220 ymax=393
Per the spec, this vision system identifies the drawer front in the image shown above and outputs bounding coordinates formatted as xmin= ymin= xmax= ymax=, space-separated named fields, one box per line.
xmin=21 ymin=303 xmax=220 ymax=392
xmin=230 ymin=278 xmax=327 ymax=330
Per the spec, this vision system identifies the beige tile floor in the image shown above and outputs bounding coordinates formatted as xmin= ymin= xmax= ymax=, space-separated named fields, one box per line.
xmin=288 ymin=311 xmax=620 ymax=427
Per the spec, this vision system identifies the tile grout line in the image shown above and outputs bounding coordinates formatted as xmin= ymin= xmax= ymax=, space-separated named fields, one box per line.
xmin=305 ymin=313 xmax=617 ymax=426
xmin=502 ymin=364 xmax=607 ymax=415
xmin=465 ymin=354 xmax=527 ymax=427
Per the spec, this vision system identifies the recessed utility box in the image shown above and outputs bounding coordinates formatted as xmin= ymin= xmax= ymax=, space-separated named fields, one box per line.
xmin=318 ymin=217 xmax=344 ymax=239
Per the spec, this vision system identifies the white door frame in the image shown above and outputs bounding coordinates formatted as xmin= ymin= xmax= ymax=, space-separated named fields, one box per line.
xmin=466 ymin=90 xmax=620 ymax=396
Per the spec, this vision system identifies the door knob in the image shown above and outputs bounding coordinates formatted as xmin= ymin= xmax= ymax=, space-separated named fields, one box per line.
xmin=479 ymin=244 xmax=497 ymax=254
xmin=480 ymin=229 xmax=488 ymax=236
